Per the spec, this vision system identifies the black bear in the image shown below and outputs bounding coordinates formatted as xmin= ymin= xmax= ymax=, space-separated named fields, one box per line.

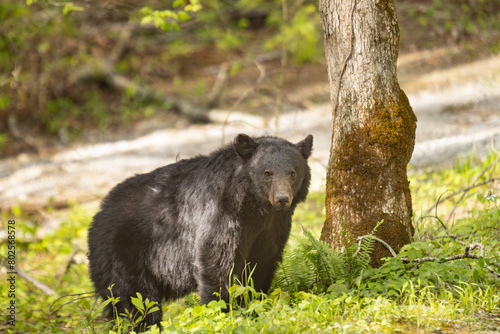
xmin=88 ymin=133 xmax=313 ymax=330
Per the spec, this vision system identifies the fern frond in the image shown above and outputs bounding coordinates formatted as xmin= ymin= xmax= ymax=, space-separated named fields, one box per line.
xmin=350 ymin=219 xmax=385 ymax=270
xmin=273 ymin=227 xmax=349 ymax=294
xmin=300 ymin=228 xmax=348 ymax=289
xmin=272 ymin=236 xmax=317 ymax=293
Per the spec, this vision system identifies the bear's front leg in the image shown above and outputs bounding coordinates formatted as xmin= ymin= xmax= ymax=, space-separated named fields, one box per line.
xmin=246 ymin=217 xmax=292 ymax=294
xmin=194 ymin=226 xmax=239 ymax=306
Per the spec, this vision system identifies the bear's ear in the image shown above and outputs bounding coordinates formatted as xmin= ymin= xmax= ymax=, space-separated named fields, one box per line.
xmin=296 ymin=134 xmax=313 ymax=159
xmin=233 ymin=134 xmax=258 ymax=161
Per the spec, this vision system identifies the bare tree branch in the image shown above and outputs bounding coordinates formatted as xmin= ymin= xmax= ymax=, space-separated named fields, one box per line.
xmin=355 ymin=235 xmax=500 ymax=279
xmin=50 ymin=291 xmax=96 ymax=314
xmin=73 ymin=62 xmax=208 ymax=122
xmin=427 ymin=234 xmax=466 ymax=246
xmin=355 ymin=235 xmax=397 ymax=257
xmin=207 ymin=63 xmax=230 ymax=108
xmin=424 ymin=177 xmax=500 ymax=216
xmin=445 ymin=154 xmax=500 ymax=224
xmin=2 ymin=263 xmax=57 ymax=296
xmin=403 ymin=242 xmax=500 ymax=279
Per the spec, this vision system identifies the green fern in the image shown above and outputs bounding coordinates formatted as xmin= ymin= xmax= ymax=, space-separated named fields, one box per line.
xmin=273 ymin=222 xmax=386 ymax=295
xmin=345 ymin=220 xmax=385 ymax=278
xmin=272 ymin=235 xmax=317 ymax=293
xmin=300 ymin=229 xmax=348 ymax=291
xmin=272 ymin=227 xmax=348 ymax=294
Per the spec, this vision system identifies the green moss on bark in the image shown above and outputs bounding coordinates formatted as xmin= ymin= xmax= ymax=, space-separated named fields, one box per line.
xmin=322 ymin=88 xmax=417 ymax=267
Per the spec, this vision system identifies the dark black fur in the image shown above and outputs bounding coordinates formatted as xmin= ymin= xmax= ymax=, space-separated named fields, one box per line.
xmin=88 ymin=134 xmax=313 ymax=330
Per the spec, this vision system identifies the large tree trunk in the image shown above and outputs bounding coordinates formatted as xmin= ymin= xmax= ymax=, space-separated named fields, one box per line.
xmin=319 ymin=0 xmax=417 ymax=267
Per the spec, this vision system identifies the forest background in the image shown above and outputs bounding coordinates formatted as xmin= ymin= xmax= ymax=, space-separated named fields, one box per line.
xmin=1 ymin=0 xmax=500 ymax=333
xmin=1 ymin=0 xmax=499 ymax=156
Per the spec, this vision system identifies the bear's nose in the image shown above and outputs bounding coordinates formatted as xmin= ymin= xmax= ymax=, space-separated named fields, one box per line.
xmin=276 ymin=195 xmax=290 ymax=205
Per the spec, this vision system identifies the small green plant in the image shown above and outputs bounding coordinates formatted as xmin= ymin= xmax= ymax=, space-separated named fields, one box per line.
xmin=119 ymin=292 xmax=161 ymax=332
xmin=78 ymin=292 xmax=113 ymax=332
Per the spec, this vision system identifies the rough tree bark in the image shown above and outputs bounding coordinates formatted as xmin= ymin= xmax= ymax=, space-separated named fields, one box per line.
xmin=319 ymin=0 xmax=417 ymax=267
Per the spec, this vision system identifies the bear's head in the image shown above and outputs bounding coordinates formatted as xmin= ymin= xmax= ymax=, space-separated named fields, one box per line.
xmin=233 ymin=133 xmax=313 ymax=210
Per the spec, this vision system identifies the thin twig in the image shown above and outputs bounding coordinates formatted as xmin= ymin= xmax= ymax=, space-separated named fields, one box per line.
xmin=403 ymin=242 xmax=500 ymax=278
xmin=50 ymin=291 xmax=96 ymax=314
xmin=207 ymin=62 xmax=229 ymax=108
xmin=446 ymin=156 xmax=500 ymax=224
xmin=355 ymin=235 xmax=397 ymax=257
xmin=63 ymin=245 xmax=82 ymax=276
xmin=354 ymin=235 xmax=500 ymax=279
xmin=220 ymin=60 xmax=266 ymax=144
xmin=416 ymin=191 xmax=453 ymax=238
xmin=427 ymin=234 xmax=466 ymax=246
xmin=424 ymin=177 xmax=500 ymax=216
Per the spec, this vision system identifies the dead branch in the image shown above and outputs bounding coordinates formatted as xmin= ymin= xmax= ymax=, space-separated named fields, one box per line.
xmin=202 ymin=51 xmax=281 ymax=76
xmin=109 ymin=26 xmax=132 ymax=66
xmin=73 ymin=62 xmax=208 ymax=122
xmin=50 ymin=291 xmax=95 ymax=314
xmin=355 ymin=235 xmax=397 ymax=257
xmin=404 ymin=243 xmax=500 ymax=279
xmin=354 ymin=235 xmax=500 ymax=279
xmin=424 ymin=176 xmax=500 ymax=216
xmin=445 ymin=154 xmax=500 ymax=224
xmin=207 ymin=62 xmax=229 ymax=108
xmin=427 ymin=234 xmax=466 ymax=246
xmin=2 ymin=263 xmax=57 ymax=296
xmin=63 ymin=245 xmax=82 ymax=276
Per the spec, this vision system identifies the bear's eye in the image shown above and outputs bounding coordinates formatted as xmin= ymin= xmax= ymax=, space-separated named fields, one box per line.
xmin=290 ymin=171 xmax=296 ymax=178
xmin=264 ymin=171 xmax=272 ymax=177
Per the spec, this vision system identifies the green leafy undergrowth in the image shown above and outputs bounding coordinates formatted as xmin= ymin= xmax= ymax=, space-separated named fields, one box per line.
xmin=2 ymin=149 xmax=500 ymax=333
xmin=99 ymin=283 xmax=499 ymax=333
xmin=1 ymin=205 xmax=95 ymax=333
xmin=410 ymin=150 xmax=499 ymax=227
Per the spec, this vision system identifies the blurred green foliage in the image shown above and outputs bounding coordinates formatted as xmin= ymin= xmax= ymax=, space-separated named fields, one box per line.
xmin=397 ymin=0 xmax=500 ymax=51
xmin=401 ymin=0 xmax=500 ymax=34
xmin=1 ymin=0 xmax=499 ymax=156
